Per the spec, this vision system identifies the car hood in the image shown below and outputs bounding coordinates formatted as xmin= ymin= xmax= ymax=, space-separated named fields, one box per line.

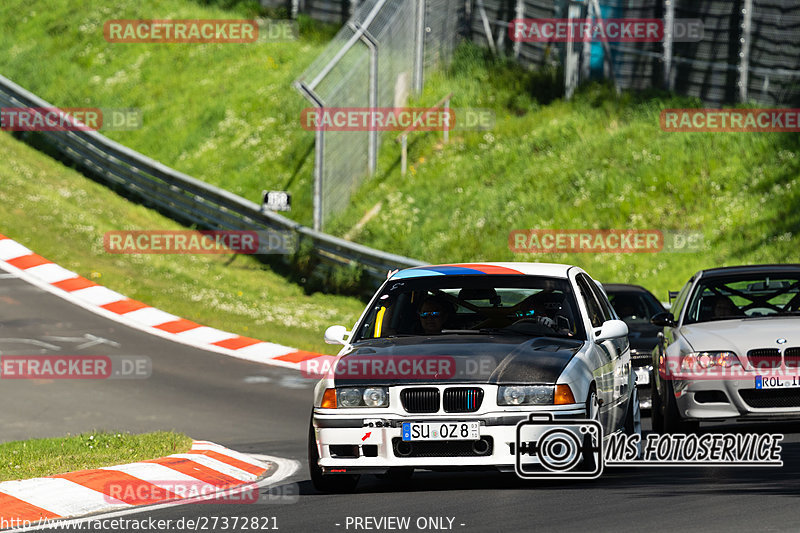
xmin=681 ymin=317 xmax=800 ymax=355
xmin=333 ymin=334 xmax=585 ymax=386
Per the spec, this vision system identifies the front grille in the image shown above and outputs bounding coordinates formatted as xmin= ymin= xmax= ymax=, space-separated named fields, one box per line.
xmin=748 ymin=348 xmax=782 ymax=370
xmin=630 ymin=350 xmax=652 ymax=366
xmin=784 ymin=347 xmax=800 ymax=369
xmin=740 ymin=389 xmax=800 ymax=409
xmin=400 ymin=388 xmax=440 ymax=413
xmin=392 ymin=437 xmax=493 ymax=457
xmin=443 ymin=387 xmax=484 ymax=413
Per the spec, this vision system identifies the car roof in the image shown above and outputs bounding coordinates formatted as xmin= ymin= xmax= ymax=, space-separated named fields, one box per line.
xmin=696 ymin=264 xmax=800 ymax=280
xmin=603 ymin=283 xmax=652 ymax=293
xmin=390 ymin=262 xmax=576 ymax=280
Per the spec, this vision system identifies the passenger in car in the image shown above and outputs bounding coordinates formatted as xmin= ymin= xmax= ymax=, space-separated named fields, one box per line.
xmin=700 ymin=295 xmax=743 ymax=320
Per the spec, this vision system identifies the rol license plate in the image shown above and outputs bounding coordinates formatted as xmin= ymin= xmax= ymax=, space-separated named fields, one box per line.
xmin=756 ymin=375 xmax=800 ymax=389
xmin=402 ymin=421 xmax=479 ymax=441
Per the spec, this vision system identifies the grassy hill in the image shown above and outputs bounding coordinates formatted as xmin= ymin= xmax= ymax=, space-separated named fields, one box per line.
xmin=0 ymin=0 xmax=336 ymax=224
xmin=1 ymin=0 xmax=797 ymax=299
xmin=326 ymin=46 xmax=800 ymax=297
xmin=0 ymin=132 xmax=364 ymax=353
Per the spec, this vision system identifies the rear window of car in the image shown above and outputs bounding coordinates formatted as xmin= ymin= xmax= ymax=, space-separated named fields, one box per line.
xmin=608 ymin=290 xmax=664 ymax=323
xmin=353 ymin=275 xmax=586 ymax=341
xmin=684 ymin=274 xmax=800 ymax=324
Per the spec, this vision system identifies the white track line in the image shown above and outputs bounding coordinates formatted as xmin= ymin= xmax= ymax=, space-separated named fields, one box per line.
xmin=0 ymin=478 xmax=130 ymax=516
xmin=0 ymin=261 xmax=301 ymax=367
xmin=6 ymin=455 xmax=301 ymax=533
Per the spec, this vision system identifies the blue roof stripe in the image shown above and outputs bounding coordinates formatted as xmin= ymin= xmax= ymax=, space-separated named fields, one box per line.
xmin=391 ymin=265 xmax=489 ymax=279
xmin=390 ymin=269 xmax=445 ymax=279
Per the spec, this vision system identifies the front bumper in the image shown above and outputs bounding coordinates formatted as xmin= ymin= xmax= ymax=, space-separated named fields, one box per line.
xmin=312 ymin=407 xmax=586 ymax=473
xmin=672 ymin=377 xmax=800 ymax=421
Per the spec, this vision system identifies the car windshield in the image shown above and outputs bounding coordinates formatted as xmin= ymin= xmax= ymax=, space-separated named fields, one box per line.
xmin=607 ymin=290 xmax=664 ymax=323
xmin=684 ymin=274 xmax=800 ymax=324
xmin=353 ymin=275 xmax=586 ymax=341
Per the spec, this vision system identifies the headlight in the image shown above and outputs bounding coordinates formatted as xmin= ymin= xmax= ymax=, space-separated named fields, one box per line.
xmin=363 ymin=387 xmax=388 ymax=407
xmin=681 ymin=351 xmax=741 ymax=371
xmin=336 ymin=387 xmax=389 ymax=408
xmin=498 ymin=385 xmax=554 ymax=406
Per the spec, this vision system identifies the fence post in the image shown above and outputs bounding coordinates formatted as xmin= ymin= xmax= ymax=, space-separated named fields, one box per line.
xmin=413 ymin=0 xmax=426 ymax=93
xmin=477 ymin=0 xmax=497 ymax=55
xmin=739 ymin=0 xmax=754 ymax=102
xmin=295 ymin=83 xmax=326 ymax=231
xmin=663 ymin=0 xmax=674 ymax=90
xmin=565 ymin=0 xmax=582 ymax=99
xmin=513 ymin=0 xmax=524 ymax=59
xmin=360 ymin=27 xmax=379 ymax=176
xmin=580 ymin=3 xmax=591 ymax=81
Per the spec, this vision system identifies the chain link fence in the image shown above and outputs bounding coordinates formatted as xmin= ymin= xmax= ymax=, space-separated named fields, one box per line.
xmin=294 ymin=0 xmax=466 ymax=230
xmin=291 ymin=0 xmax=797 ymax=230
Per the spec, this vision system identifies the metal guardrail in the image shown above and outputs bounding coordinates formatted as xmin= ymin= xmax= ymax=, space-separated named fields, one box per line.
xmin=0 ymin=74 xmax=426 ymax=285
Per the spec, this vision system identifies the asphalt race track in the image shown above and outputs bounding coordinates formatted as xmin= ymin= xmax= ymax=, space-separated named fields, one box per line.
xmin=2 ymin=273 xmax=800 ymax=533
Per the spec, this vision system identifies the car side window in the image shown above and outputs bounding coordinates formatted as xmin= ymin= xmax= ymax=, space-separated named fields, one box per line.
xmin=587 ymin=278 xmax=616 ymax=322
xmin=577 ymin=276 xmax=605 ymax=328
xmin=671 ymin=281 xmax=692 ymax=322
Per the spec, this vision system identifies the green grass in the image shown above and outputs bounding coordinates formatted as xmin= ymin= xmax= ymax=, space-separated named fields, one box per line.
xmin=1 ymin=1 xmax=797 ymax=300
xmin=0 ymin=0 xmax=335 ymax=226
xmin=0 ymin=431 xmax=192 ymax=481
xmin=0 ymin=132 xmax=365 ymax=354
xmin=326 ymin=44 xmax=800 ymax=299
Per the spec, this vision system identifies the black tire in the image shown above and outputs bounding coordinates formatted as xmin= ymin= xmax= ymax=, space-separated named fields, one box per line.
xmin=651 ymin=373 xmax=665 ymax=434
xmin=308 ymin=417 xmax=360 ymax=493
xmin=624 ymin=387 xmax=643 ymax=459
xmin=582 ymin=388 xmax=600 ymax=471
xmin=663 ymin=380 xmax=699 ymax=434
xmin=624 ymin=387 xmax=642 ymax=436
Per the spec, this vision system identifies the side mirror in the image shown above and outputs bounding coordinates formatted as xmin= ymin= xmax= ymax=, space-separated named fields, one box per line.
xmin=324 ymin=325 xmax=350 ymax=345
xmin=651 ymin=311 xmax=677 ymax=328
xmin=594 ymin=319 xmax=629 ymax=344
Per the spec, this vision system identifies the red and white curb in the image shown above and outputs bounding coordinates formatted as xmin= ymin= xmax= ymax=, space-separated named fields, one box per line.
xmin=0 ymin=233 xmax=330 ymax=371
xmin=0 ymin=441 xmax=281 ymax=524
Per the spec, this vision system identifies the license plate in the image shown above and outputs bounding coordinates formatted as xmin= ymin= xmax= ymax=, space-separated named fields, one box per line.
xmin=755 ymin=375 xmax=800 ymax=389
xmin=402 ymin=421 xmax=480 ymax=441
xmin=635 ymin=368 xmax=650 ymax=386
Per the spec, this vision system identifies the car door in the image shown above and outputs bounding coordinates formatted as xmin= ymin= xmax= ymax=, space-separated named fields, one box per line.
xmin=589 ymin=277 xmax=631 ymax=431
xmin=575 ymin=275 xmax=618 ymax=433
